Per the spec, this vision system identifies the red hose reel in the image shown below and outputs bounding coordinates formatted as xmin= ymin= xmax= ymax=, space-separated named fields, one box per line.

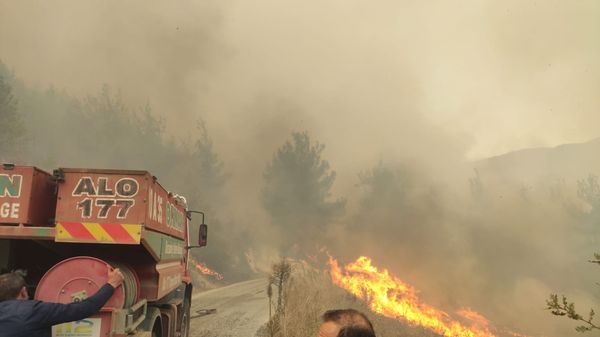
xmin=35 ymin=256 xmax=139 ymax=309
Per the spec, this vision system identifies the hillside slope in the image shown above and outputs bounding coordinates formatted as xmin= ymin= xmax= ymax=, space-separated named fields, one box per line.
xmin=474 ymin=138 xmax=600 ymax=183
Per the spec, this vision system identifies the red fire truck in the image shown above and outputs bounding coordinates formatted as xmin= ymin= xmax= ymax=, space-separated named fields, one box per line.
xmin=0 ymin=164 xmax=208 ymax=337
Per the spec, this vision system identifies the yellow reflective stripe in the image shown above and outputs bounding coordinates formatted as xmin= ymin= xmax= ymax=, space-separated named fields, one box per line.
xmin=55 ymin=223 xmax=74 ymax=240
xmin=122 ymin=224 xmax=142 ymax=243
xmin=84 ymin=223 xmax=115 ymax=243
xmin=55 ymin=222 xmax=142 ymax=244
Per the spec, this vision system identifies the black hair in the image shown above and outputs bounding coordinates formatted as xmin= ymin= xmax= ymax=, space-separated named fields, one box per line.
xmin=337 ymin=326 xmax=377 ymax=337
xmin=322 ymin=308 xmax=375 ymax=332
xmin=0 ymin=270 xmax=26 ymax=301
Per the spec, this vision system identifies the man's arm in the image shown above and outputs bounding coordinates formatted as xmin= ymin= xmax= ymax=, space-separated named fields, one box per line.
xmin=31 ymin=267 xmax=124 ymax=328
xmin=32 ymin=283 xmax=115 ymax=327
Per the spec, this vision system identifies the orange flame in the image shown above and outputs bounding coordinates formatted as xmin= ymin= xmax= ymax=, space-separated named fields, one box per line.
xmin=504 ymin=332 xmax=534 ymax=337
xmin=191 ymin=259 xmax=223 ymax=280
xmin=457 ymin=309 xmax=490 ymax=329
xmin=329 ymin=256 xmax=498 ymax=337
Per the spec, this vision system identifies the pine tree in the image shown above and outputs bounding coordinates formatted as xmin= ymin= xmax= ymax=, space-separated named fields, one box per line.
xmin=262 ymin=132 xmax=345 ymax=252
xmin=0 ymin=75 xmax=25 ymax=161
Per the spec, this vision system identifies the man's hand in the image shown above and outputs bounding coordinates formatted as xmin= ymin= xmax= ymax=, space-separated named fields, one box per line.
xmin=108 ymin=267 xmax=124 ymax=288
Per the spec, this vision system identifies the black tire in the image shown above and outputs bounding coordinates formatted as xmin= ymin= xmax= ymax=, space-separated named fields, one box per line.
xmin=152 ymin=318 xmax=162 ymax=337
xmin=180 ymin=296 xmax=191 ymax=337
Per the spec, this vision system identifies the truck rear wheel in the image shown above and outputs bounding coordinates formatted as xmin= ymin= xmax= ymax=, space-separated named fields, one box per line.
xmin=152 ymin=319 xmax=162 ymax=337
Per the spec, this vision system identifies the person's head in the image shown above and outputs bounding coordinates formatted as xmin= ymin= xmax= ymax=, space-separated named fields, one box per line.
xmin=0 ymin=271 xmax=28 ymax=301
xmin=317 ymin=309 xmax=375 ymax=337
xmin=337 ymin=326 xmax=377 ymax=337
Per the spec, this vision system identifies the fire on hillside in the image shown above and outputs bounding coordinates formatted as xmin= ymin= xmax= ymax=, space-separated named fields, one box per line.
xmin=191 ymin=258 xmax=224 ymax=280
xmin=329 ymin=256 xmax=530 ymax=337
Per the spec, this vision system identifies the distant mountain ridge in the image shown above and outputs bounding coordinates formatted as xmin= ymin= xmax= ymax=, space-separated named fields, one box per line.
xmin=474 ymin=137 xmax=600 ymax=183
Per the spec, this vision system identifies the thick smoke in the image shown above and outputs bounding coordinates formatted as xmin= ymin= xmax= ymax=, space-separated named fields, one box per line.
xmin=1 ymin=1 xmax=599 ymax=336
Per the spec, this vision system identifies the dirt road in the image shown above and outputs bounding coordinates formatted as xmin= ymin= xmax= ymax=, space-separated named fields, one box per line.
xmin=190 ymin=278 xmax=269 ymax=337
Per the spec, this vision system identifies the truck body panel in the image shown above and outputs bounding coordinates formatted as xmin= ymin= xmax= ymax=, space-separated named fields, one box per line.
xmin=0 ymin=166 xmax=56 ymax=225
xmin=55 ymin=168 xmax=188 ymax=241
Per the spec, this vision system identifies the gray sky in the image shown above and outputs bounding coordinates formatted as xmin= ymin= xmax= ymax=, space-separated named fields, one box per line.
xmin=0 ymin=0 xmax=598 ymax=160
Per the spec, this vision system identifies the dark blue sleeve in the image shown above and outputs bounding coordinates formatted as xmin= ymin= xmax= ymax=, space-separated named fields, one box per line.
xmin=31 ymin=283 xmax=115 ymax=328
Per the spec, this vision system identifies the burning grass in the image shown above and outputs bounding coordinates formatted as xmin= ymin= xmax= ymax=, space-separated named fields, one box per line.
xmin=190 ymin=259 xmax=223 ymax=292
xmin=192 ymin=258 xmax=224 ymax=280
xmin=330 ymin=257 xmax=496 ymax=337
xmin=329 ymin=257 xmax=535 ymax=337
xmin=256 ymin=260 xmax=440 ymax=337
xmin=257 ymin=257 xmax=533 ymax=337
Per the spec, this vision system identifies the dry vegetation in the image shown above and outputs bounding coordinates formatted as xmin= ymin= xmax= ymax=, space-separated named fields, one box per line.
xmin=256 ymin=261 xmax=439 ymax=337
